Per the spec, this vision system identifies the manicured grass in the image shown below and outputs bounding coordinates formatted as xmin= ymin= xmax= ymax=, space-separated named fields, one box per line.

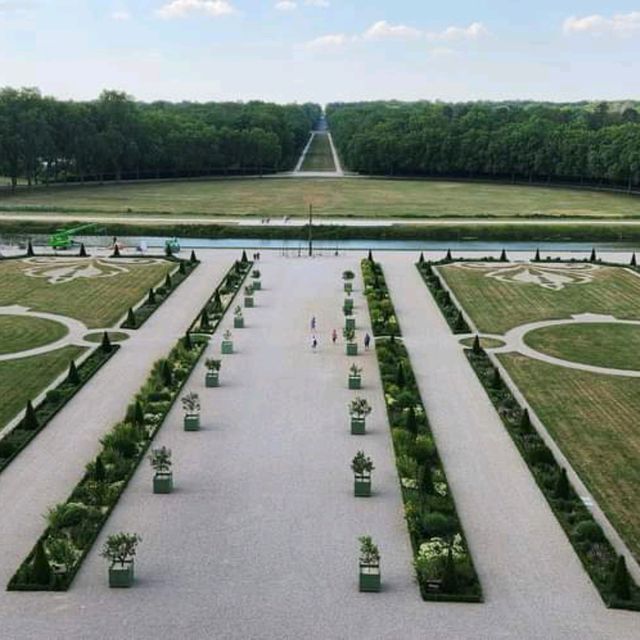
xmin=498 ymin=352 xmax=640 ymax=562
xmin=439 ymin=263 xmax=640 ymax=334
xmin=0 ymin=316 xmax=68 ymax=355
xmin=0 ymin=258 xmax=174 ymax=328
xmin=525 ymin=323 xmax=640 ymax=371
xmin=0 ymin=346 xmax=86 ymax=428
xmin=459 ymin=336 xmax=505 ymax=349
xmin=300 ymin=134 xmax=336 ymax=172
xmin=83 ymin=331 xmax=129 ymax=343
xmin=1 ymin=177 xmax=640 ymax=218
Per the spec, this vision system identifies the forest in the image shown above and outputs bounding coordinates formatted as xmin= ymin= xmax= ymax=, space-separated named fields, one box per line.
xmin=0 ymin=88 xmax=321 ymax=186
xmin=327 ymin=101 xmax=640 ymax=190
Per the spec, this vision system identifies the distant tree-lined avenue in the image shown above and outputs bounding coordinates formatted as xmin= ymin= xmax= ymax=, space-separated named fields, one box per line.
xmin=327 ymin=101 xmax=640 ymax=190
xmin=0 ymin=88 xmax=321 ymax=186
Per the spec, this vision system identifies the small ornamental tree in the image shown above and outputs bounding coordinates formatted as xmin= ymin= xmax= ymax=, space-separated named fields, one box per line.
xmin=165 ymin=243 xmax=173 ymax=258
xmin=22 ymin=400 xmax=39 ymax=431
xmin=472 ymin=335 xmax=481 ymax=355
xmin=440 ymin=545 xmax=459 ymax=594
xmin=252 ymin=269 xmax=260 ymax=279
xmin=454 ymin=310 xmax=466 ymax=332
xmin=367 ymin=249 xmax=373 ymax=262
xmin=67 ymin=360 xmax=80 ymax=385
xmin=396 ymin=361 xmax=406 ymax=387
xmin=405 ymin=406 xmax=418 ymax=435
xmin=223 ymin=329 xmax=232 ymax=342
xmin=349 ymin=397 xmax=372 ymax=419
xmin=182 ymin=332 xmax=193 ymax=350
xmin=212 ymin=291 xmax=223 ymax=313
xmin=343 ymin=327 xmax=356 ymax=343
xmin=358 ymin=536 xmax=380 ymax=566
xmin=79 ymin=243 xmax=88 ymax=257
xmin=126 ymin=307 xmax=136 ymax=328
xmin=446 ymin=249 xmax=452 ymax=261
xmin=133 ymin=401 xmax=145 ymax=427
xmin=100 ymin=532 xmax=141 ymax=568
xmin=491 ymin=366 xmax=502 ymax=389
xmin=520 ymin=408 xmax=532 ymax=433
xmin=342 ymin=270 xmax=355 ymax=281
xmin=179 ymin=261 xmax=186 ymax=275
xmin=112 ymin=244 xmax=121 ymax=258
xmin=418 ymin=463 xmax=434 ymax=495
xmin=181 ymin=392 xmax=201 ymax=415
xmin=418 ymin=252 xmax=425 ymax=264
xmin=161 ymin=360 xmax=173 ymax=388
xmin=500 ymin=249 xmax=508 ymax=262
xmin=148 ymin=446 xmax=172 ymax=475
xmin=241 ymin=250 xmax=248 ymax=263
xmin=234 ymin=305 xmax=243 ymax=318
xmin=631 ymin=253 xmax=637 ymax=267
xmin=101 ymin=331 xmax=113 ymax=353
xmin=534 ymin=248 xmax=541 ymax=262
xmin=590 ymin=248 xmax=597 ymax=262
xmin=200 ymin=308 xmax=210 ymax=330
xmin=351 ymin=451 xmax=374 ymax=476
xmin=350 ymin=363 xmax=362 ymax=378
xmin=555 ymin=468 xmax=570 ymax=500
xmin=27 ymin=240 xmax=35 ymax=257
xmin=148 ymin=288 xmax=156 ymax=305
xmin=205 ymin=358 xmax=221 ymax=373
xmin=610 ymin=555 xmax=631 ymax=601
xmin=190 ymin=250 xmax=197 ymax=263
xmin=165 ymin=273 xmax=172 ymax=289
xmin=32 ymin=540 xmax=52 ymax=586
xmin=94 ymin=455 xmax=106 ymax=482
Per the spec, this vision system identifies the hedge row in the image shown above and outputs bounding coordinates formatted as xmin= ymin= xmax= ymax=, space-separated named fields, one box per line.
xmin=360 ymin=258 xmax=482 ymax=602
xmin=0 ymin=342 xmax=118 ymax=476
xmin=7 ymin=254 xmax=249 ymax=591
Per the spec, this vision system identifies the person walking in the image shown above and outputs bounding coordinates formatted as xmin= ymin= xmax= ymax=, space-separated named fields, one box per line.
xmin=332 ymin=328 xmax=338 ymax=344
xmin=311 ymin=335 xmax=318 ymax=352
xmin=364 ymin=333 xmax=371 ymax=350
xmin=310 ymin=316 xmax=316 ymax=331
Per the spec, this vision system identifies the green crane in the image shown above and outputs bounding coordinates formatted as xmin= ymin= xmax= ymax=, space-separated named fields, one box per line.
xmin=48 ymin=223 xmax=100 ymax=250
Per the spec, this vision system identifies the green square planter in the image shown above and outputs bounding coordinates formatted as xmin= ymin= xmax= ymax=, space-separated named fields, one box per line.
xmin=206 ymin=371 xmax=219 ymax=388
xmin=153 ymin=473 xmax=174 ymax=494
xmin=221 ymin=340 xmax=233 ymax=355
xmin=234 ymin=316 xmax=244 ymax=329
xmin=346 ymin=342 xmax=358 ymax=356
xmin=184 ymin=414 xmax=200 ymax=431
xmin=344 ymin=298 xmax=354 ymax=310
xmin=109 ymin=562 xmax=134 ymax=588
xmin=359 ymin=564 xmax=381 ymax=592
xmin=252 ymin=280 xmax=261 ymax=290
xmin=345 ymin=317 xmax=356 ymax=331
xmin=354 ymin=475 xmax=371 ymax=497
xmin=244 ymin=297 xmax=254 ymax=308
xmin=348 ymin=375 xmax=362 ymax=390
xmin=351 ymin=417 xmax=366 ymax=435
xmin=344 ymin=282 xmax=353 ymax=293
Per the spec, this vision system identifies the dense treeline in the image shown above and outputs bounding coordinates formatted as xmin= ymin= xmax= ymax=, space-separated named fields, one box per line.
xmin=0 ymin=88 xmax=321 ymax=186
xmin=327 ymin=101 xmax=640 ymax=190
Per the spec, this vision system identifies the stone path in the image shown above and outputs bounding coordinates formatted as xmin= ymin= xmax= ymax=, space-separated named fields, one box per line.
xmin=0 ymin=251 xmax=637 ymax=639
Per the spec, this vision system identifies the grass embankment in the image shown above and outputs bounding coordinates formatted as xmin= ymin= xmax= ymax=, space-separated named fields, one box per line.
xmin=1 ymin=177 xmax=640 ymax=218
xmin=525 ymin=323 xmax=640 ymax=371
xmin=499 ymin=352 xmax=640 ymax=562
xmin=439 ymin=263 xmax=640 ymax=334
xmin=300 ymin=134 xmax=336 ymax=172
xmin=0 ymin=316 xmax=68 ymax=355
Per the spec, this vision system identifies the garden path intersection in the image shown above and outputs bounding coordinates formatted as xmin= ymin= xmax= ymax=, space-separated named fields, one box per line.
xmin=0 ymin=251 xmax=636 ymax=638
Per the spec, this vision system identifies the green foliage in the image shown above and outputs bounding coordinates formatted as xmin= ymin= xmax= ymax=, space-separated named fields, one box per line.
xmin=67 ymin=360 xmax=80 ymax=385
xmin=161 ymin=360 xmax=173 ymax=388
xmin=405 ymin=406 xmax=418 ymax=435
xmin=22 ymin=400 xmax=38 ymax=431
xmin=125 ymin=307 xmax=136 ymax=328
xmin=241 ymin=250 xmax=248 ymax=263
xmin=440 ymin=546 xmax=459 ymax=594
xmin=27 ymin=240 xmax=34 ymax=257
xmin=179 ymin=261 xmax=186 ymax=275
xmin=94 ymin=455 xmax=106 ymax=482
xmin=472 ymin=335 xmax=481 ymax=355
xmin=31 ymin=540 xmax=51 ymax=586
xmin=555 ymin=468 xmax=570 ymax=500
xmin=190 ymin=250 xmax=197 ymax=263
xmin=165 ymin=273 xmax=172 ymax=289
xmin=100 ymin=532 xmax=141 ymax=567
xmin=572 ymin=520 xmax=605 ymax=544
xmin=149 ymin=446 xmax=172 ymax=474
xmin=182 ymin=332 xmax=193 ymax=350
xmin=351 ymin=451 xmax=374 ymax=475
xmin=358 ymin=536 xmax=380 ymax=565
xmin=610 ymin=556 xmax=631 ymax=601
xmin=396 ymin=361 xmax=406 ymax=387
xmin=101 ymin=331 xmax=112 ymax=353
xmin=147 ymin=288 xmax=156 ymax=305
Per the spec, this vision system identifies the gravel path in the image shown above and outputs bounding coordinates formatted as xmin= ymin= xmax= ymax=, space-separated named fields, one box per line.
xmin=0 ymin=251 xmax=637 ymax=639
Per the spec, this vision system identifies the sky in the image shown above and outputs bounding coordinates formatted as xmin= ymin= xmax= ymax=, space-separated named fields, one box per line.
xmin=1 ymin=0 xmax=640 ymax=104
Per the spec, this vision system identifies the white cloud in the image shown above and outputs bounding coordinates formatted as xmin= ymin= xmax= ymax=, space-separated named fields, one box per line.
xmin=0 ymin=1 xmax=35 ymax=15
xmin=305 ymin=33 xmax=349 ymax=50
xmin=305 ymin=0 xmax=329 ymax=6
xmin=112 ymin=10 xmax=131 ymax=21
xmin=363 ymin=20 xmax=421 ymax=41
xmin=157 ymin=0 xmax=235 ymax=19
xmin=426 ymin=22 xmax=489 ymax=41
xmin=563 ymin=12 xmax=640 ymax=36
xmin=275 ymin=0 xmax=297 ymax=10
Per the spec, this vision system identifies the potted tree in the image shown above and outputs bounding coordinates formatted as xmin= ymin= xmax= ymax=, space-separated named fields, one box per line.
xmin=101 ymin=532 xmax=142 ymax=588
xmin=182 ymin=392 xmax=201 ymax=431
xmin=233 ymin=305 xmax=244 ymax=329
xmin=251 ymin=269 xmax=261 ymax=291
xmin=221 ymin=329 xmax=233 ymax=355
xmin=343 ymin=295 xmax=354 ymax=314
xmin=349 ymin=397 xmax=372 ymax=435
xmin=149 ymin=446 xmax=173 ymax=494
xmin=352 ymin=451 xmax=374 ymax=497
xmin=348 ymin=363 xmax=362 ymax=390
xmin=343 ymin=270 xmax=355 ymax=293
xmin=344 ymin=327 xmax=358 ymax=356
xmin=345 ymin=314 xmax=356 ymax=332
xmin=205 ymin=358 xmax=221 ymax=387
xmin=244 ymin=285 xmax=254 ymax=308
xmin=358 ymin=536 xmax=381 ymax=592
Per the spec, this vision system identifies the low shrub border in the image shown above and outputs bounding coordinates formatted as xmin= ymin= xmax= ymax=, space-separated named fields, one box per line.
xmin=360 ymin=258 xmax=482 ymax=603
xmin=120 ymin=255 xmax=199 ymax=330
xmin=0 ymin=344 xmax=119 ymax=476
xmin=417 ymin=259 xmax=640 ymax=611
xmin=7 ymin=255 xmax=247 ymax=592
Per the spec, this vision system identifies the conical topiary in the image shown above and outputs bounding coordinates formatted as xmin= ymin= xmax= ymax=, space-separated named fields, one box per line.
xmin=396 ymin=362 xmax=406 ymax=387
xmin=22 ymin=400 xmax=39 ymax=431
xmin=491 ymin=366 xmax=501 ymax=389
xmin=79 ymin=243 xmax=88 ymax=257
xmin=534 ymin=248 xmax=541 ymax=262
xmin=405 ymin=406 xmax=417 ymax=435
xmin=368 ymin=249 xmax=373 ymax=262
xmin=212 ymin=290 xmax=223 ymax=313
xmin=555 ymin=468 xmax=570 ymax=500
xmin=179 ymin=261 xmax=186 ymax=275
xmin=472 ymin=335 xmax=481 ymax=355
xmin=165 ymin=273 xmax=172 ymax=289
xmin=454 ymin=310 xmax=466 ymax=332
xmin=590 ymin=247 xmax=597 ymax=262
xmin=183 ymin=332 xmax=193 ymax=350
xmin=190 ymin=250 xmax=197 ymax=263
xmin=126 ymin=307 xmax=136 ymax=328
xmin=440 ymin=545 xmax=458 ymax=594
xmin=520 ymin=408 xmax=532 ymax=433
xmin=133 ymin=400 xmax=145 ymax=426
xmin=241 ymin=250 xmax=248 ymax=263
xmin=112 ymin=244 xmax=121 ymax=258
xmin=418 ymin=463 xmax=434 ymax=495
xmin=165 ymin=243 xmax=173 ymax=257
xmin=148 ymin=288 xmax=156 ymax=305
xmin=200 ymin=309 xmax=210 ymax=329
xmin=31 ymin=540 xmax=52 ymax=586
xmin=500 ymin=249 xmax=508 ymax=262
xmin=67 ymin=360 xmax=80 ymax=385
xmin=94 ymin=455 xmax=106 ymax=482
xmin=418 ymin=252 xmax=425 ymax=264
xmin=101 ymin=331 xmax=112 ymax=353
xmin=27 ymin=240 xmax=35 ymax=257
xmin=631 ymin=253 xmax=637 ymax=267
xmin=161 ymin=360 xmax=173 ymax=388
xmin=610 ymin=555 xmax=631 ymax=601
xmin=446 ymin=249 xmax=452 ymax=261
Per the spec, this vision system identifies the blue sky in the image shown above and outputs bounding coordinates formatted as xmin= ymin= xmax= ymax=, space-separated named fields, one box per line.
xmin=1 ymin=1 xmax=639 ymax=104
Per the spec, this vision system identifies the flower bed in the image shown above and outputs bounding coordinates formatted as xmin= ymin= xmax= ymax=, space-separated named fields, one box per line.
xmin=361 ymin=258 xmax=482 ymax=602
xmin=0 ymin=344 xmax=119 ymax=476
xmin=466 ymin=346 xmax=640 ymax=611
xmin=7 ymin=256 xmax=247 ymax=592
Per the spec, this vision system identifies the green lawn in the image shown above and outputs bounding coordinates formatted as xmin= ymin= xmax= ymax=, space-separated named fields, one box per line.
xmin=499 ymin=352 xmax=640 ymax=561
xmin=0 ymin=316 xmax=68 ymax=355
xmin=1 ymin=177 xmax=640 ymax=219
xmin=300 ymin=134 xmax=336 ymax=172
xmin=0 ymin=257 xmax=174 ymax=328
xmin=525 ymin=323 xmax=640 ymax=371
xmin=439 ymin=263 xmax=640 ymax=334
xmin=0 ymin=346 xmax=86 ymax=428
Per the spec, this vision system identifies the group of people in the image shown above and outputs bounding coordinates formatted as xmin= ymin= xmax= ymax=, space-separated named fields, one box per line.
xmin=251 ymin=252 xmax=261 ymax=261
xmin=309 ymin=316 xmax=371 ymax=352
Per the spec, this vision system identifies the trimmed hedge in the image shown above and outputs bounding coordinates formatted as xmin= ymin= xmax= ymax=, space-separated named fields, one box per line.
xmin=7 ymin=255 xmax=247 ymax=592
xmin=361 ymin=258 xmax=482 ymax=603
xmin=0 ymin=345 xmax=119 ymax=476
